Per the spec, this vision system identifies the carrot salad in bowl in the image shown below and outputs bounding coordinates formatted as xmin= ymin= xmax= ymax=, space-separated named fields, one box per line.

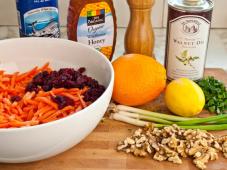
xmin=0 ymin=63 xmax=105 ymax=128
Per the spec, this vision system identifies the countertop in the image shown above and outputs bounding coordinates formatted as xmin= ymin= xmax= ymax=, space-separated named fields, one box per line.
xmin=0 ymin=26 xmax=226 ymax=69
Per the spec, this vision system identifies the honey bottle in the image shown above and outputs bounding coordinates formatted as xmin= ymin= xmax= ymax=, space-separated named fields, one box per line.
xmin=67 ymin=0 xmax=117 ymax=61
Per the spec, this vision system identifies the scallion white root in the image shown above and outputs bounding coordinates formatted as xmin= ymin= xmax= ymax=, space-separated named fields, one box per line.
xmin=117 ymin=105 xmax=193 ymax=122
xmin=110 ymin=113 xmax=149 ymax=127
xmin=118 ymin=111 xmax=173 ymax=124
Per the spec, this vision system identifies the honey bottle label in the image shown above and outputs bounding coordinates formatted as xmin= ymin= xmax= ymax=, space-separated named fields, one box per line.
xmin=166 ymin=15 xmax=211 ymax=80
xmin=77 ymin=2 xmax=114 ymax=59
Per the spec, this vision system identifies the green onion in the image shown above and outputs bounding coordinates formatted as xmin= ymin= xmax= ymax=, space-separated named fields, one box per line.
xmin=117 ymin=105 xmax=195 ymax=122
xmin=118 ymin=111 xmax=173 ymax=125
xmin=177 ymin=114 xmax=227 ymax=125
xmin=179 ymin=124 xmax=227 ymax=131
xmin=111 ymin=112 xmax=227 ymax=131
xmin=154 ymin=124 xmax=227 ymax=131
xmin=109 ymin=104 xmax=227 ymax=131
xmin=209 ymin=119 xmax=227 ymax=124
xmin=111 ymin=112 xmax=150 ymax=127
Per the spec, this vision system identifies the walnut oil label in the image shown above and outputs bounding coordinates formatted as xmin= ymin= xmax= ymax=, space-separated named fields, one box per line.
xmin=166 ymin=15 xmax=210 ymax=80
xmin=77 ymin=2 xmax=114 ymax=59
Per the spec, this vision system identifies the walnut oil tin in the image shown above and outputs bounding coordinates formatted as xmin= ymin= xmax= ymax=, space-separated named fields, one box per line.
xmin=165 ymin=0 xmax=214 ymax=81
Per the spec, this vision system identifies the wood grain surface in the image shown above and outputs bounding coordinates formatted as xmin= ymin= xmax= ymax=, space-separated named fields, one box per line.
xmin=124 ymin=0 xmax=155 ymax=57
xmin=0 ymin=68 xmax=226 ymax=170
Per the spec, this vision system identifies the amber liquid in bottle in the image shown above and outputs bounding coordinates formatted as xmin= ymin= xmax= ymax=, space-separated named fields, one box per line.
xmin=67 ymin=0 xmax=117 ymax=61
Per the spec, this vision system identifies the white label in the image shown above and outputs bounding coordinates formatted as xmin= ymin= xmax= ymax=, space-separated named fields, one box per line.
xmin=23 ymin=7 xmax=60 ymax=38
xmin=166 ymin=15 xmax=210 ymax=80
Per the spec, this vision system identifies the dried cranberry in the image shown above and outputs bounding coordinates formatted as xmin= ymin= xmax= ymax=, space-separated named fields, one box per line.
xmin=64 ymin=80 xmax=77 ymax=88
xmin=25 ymin=67 xmax=106 ymax=103
xmin=49 ymin=71 xmax=58 ymax=78
xmin=42 ymin=84 xmax=52 ymax=92
xmin=78 ymin=67 xmax=86 ymax=73
xmin=52 ymin=95 xmax=75 ymax=109
xmin=33 ymin=71 xmax=49 ymax=85
xmin=25 ymin=83 xmax=38 ymax=92
xmin=10 ymin=96 xmax=21 ymax=103
xmin=84 ymin=85 xmax=105 ymax=102
xmin=59 ymin=68 xmax=75 ymax=75
xmin=76 ymin=76 xmax=87 ymax=87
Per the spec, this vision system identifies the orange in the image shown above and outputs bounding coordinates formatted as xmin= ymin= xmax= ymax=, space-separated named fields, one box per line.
xmin=112 ymin=54 xmax=167 ymax=106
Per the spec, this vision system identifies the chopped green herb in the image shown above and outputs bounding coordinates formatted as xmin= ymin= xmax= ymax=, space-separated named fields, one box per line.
xmin=197 ymin=76 xmax=227 ymax=114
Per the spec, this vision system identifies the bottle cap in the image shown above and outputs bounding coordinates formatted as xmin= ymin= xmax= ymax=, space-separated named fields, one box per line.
xmin=184 ymin=0 xmax=201 ymax=5
xmin=185 ymin=0 xmax=199 ymax=2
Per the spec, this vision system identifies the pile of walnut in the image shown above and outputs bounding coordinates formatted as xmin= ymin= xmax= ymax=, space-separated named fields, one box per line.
xmin=117 ymin=125 xmax=227 ymax=170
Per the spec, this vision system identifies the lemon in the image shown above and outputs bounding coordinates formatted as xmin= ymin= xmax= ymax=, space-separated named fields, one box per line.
xmin=165 ymin=78 xmax=205 ymax=117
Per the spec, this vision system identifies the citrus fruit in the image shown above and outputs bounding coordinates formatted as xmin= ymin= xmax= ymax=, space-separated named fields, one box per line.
xmin=112 ymin=54 xmax=166 ymax=106
xmin=165 ymin=78 xmax=205 ymax=117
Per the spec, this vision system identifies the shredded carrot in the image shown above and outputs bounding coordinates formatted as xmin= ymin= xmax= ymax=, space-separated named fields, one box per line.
xmin=59 ymin=92 xmax=80 ymax=102
xmin=27 ymin=100 xmax=39 ymax=105
xmin=35 ymin=97 xmax=58 ymax=110
xmin=75 ymin=105 xmax=83 ymax=112
xmin=77 ymin=94 xmax=87 ymax=108
xmin=61 ymin=105 xmax=75 ymax=112
xmin=0 ymin=63 xmax=89 ymax=128
xmin=39 ymin=62 xmax=50 ymax=71
xmin=33 ymin=106 xmax=53 ymax=119
xmin=16 ymin=66 xmax=38 ymax=82
xmin=0 ymin=82 xmax=6 ymax=89
xmin=42 ymin=111 xmax=61 ymax=122
xmin=0 ymin=123 xmax=10 ymax=128
xmin=37 ymin=91 xmax=50 ymax=97
xmin=37 ymin=102 xmax=45 ymax=110
xmin=38 ymin=110 xmax=57 ymax=122
xmin=51 ymin=88 xmax=66 ymax=94
xmin=27 ymin=109 xmax=35 ymax=121
xmin=10 ymin=72 xmax=18 ymax=88
xmin=11 ymin=108 xmax=19 ymax=115
xmin=16 ymin=105 xmax=24 ymax=115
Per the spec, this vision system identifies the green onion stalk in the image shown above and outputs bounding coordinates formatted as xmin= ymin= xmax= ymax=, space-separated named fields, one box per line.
xmin=108 ymin=103 xmax=227 ymax=131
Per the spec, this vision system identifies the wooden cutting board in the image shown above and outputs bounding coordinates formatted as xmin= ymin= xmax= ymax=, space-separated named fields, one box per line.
xmin=0 ymin=68 xmax=227 ymax=170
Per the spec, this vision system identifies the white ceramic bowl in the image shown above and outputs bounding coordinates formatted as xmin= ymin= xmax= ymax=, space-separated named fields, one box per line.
xmin=0 ymin=38 xmax=114 ymax=163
